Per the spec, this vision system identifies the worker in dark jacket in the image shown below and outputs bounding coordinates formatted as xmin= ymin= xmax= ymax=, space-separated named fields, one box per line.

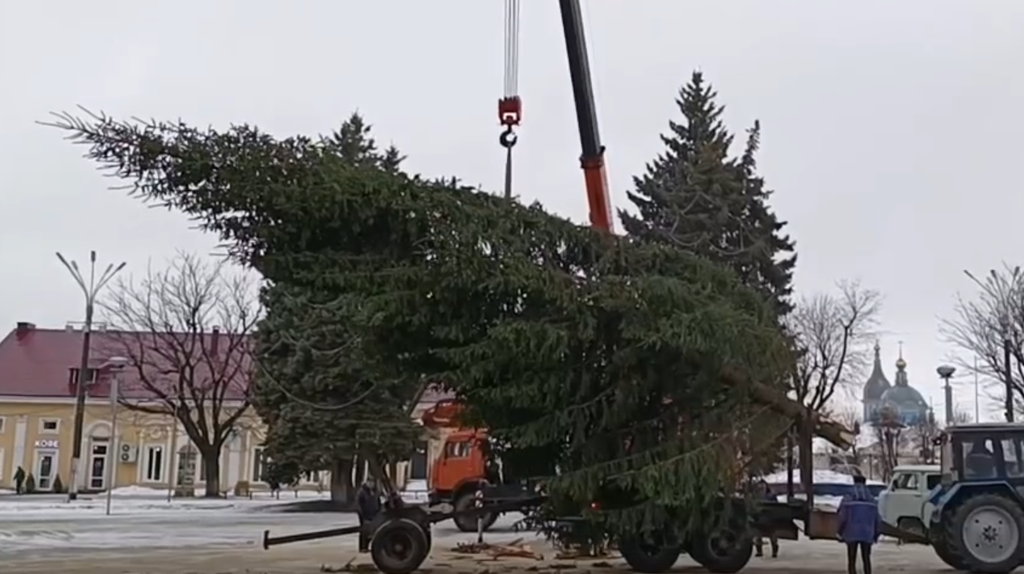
xmin=837 ymin=474 xmax=881 ymax=574
xmin=357 ymin=479 xmax=382 ymax=553
xmin=754 ymin=479 xmax=779 ymax=558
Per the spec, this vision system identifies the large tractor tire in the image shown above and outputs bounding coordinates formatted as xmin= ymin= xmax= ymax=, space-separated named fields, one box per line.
xmin=618 ymin=536 xmax=682 ymax=573
xmin=943 ymin=492 xmax=1024 ymax=573
xmin=453 ymin=491 xmax=498 ymax=533
xmin=688 ymin=526 xmax=754 ymax=574
xmin=370 ymin=517 xmax=431 ymax=574
xmin=929 ymin=517 xmax=968 ymax=571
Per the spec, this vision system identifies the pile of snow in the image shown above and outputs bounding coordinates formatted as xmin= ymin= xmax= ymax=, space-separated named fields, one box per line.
xmin=774 ymin=493 xmax=845 ymax=512
xmin=400 ymin=479 xmax=429 ymax=505
xmin=762 ymin=469 xmax=885 ymax=486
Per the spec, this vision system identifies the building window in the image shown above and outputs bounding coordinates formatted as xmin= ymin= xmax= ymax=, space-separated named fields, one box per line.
xmin=0 ymin=416 xmax=6 ymax=433
xmin=39 ymin=419 xmax=60 ymax=434
xmin=144 ymin=446 xmax=164 ymax=482
xmin=69 ymin=367 xmax=97 ymax=385
xmin=252 ymin=447 xmax=267 ymax=482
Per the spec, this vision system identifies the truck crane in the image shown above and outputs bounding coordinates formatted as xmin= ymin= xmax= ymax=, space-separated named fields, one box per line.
xmin=261 ymin=3 xmax=859 ymax=573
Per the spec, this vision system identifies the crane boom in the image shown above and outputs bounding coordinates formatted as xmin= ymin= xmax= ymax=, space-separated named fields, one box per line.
xmin=558 ymin=0 xmax=614 ymax=233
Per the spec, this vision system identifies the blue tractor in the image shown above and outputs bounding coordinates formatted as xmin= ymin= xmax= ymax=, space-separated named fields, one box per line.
xmin=929 ymin=423 xmax=1024 ymax=573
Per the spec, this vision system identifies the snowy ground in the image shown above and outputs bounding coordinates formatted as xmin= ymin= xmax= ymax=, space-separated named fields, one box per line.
xmin=1 ymin=484 xmax=952 ymax=573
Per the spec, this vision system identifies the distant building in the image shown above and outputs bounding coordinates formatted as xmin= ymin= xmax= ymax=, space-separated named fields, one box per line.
xmin=862 ymin=342 xmax=929 ymax=427
xmin=862 ymin=342 xmax=892 ymax=422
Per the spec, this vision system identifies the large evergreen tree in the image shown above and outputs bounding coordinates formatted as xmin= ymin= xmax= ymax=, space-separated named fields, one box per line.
xmin=620 ymin=72 xmax=796 ymax=317
xmin=48 ymin=109 xmax=850 ymax=544
xmin=252 ymin=113 xmax=419 ymax=504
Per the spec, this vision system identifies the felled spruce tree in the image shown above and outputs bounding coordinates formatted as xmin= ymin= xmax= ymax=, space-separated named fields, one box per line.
xmin=251 ymin=113 xmax=420 ymax=504
xmin=53 ymin=110 xmax=801 ymax=541
xmin=621 ymin=71 xmax=796 ymax=319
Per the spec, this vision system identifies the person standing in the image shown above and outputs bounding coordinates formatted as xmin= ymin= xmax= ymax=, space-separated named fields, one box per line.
xmin=837 ymin=474 xmax=881 ymax=574
xmin=754 ymin=479 xmax=779 ymax=558
xmin=357 ymin=478 xmax=382 ymax=553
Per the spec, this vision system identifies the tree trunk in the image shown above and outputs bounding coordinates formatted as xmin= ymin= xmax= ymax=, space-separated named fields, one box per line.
xmin=202 ymin=451 xmax=221 ymax=498
xmin=798 ymin=414 xmax=814 ymax=510
xmin=330 ymin=457 xmax=356 ymax=504
xmin=353 ymin=455 xmax=365 ymax=487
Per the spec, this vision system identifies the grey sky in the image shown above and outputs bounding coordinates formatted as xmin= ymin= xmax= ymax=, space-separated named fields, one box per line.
xmin=2 ymin=0 xmax=1022 ymax=418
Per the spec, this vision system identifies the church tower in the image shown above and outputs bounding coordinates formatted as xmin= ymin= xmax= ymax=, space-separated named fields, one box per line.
xmin=862 ymin=341 xmax=891 ymax=422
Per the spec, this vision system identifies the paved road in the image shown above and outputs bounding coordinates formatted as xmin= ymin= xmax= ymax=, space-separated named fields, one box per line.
xmin=1 ymin=510 xmax=955 ymax=573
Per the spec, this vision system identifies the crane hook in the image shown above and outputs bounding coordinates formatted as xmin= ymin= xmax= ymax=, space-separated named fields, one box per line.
xmin=500 ymin=126 xmax=518 ymax=148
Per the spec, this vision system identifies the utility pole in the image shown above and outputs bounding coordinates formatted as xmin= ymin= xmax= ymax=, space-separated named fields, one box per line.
xmin=57 ymin=251 xmax=126 ymax=501
xmin=1002 ymin=315 xmax=1015 ymax=422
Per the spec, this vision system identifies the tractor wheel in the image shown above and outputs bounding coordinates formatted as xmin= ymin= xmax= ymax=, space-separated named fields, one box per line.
xmin=944 ymin=492 xmax=1024 ymax=573
xmin=370 ymin=518 xmax=430 ymax=574
xmin=618 ymin=536 xmax=682 ymax=573
xmin=453 ymin=491 xmax=497 ymax=533
xmin=929 ymin=519 xmax=968 ymax=571
xmin=688 ymin=527 xmax=754 ymax=574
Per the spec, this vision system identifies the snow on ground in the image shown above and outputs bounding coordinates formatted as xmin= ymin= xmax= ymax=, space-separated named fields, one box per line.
xmin=0 ymin=486 xmax=331 ymax=516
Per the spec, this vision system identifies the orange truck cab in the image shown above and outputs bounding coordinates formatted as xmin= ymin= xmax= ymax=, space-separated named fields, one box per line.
xmin=422 ymin=401 xmax=524 ymax=532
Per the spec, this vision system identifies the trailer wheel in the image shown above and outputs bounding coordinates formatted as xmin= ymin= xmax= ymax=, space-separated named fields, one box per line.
xmin=689 ymin=527 xmax=753 ymax=574
xmin=453 ymin=492 xmax=497 ymax=533
xmin=618 ymin=536 xmax=681 ymax=573
xmin=371 ymin=518 xmax=430 ymax=574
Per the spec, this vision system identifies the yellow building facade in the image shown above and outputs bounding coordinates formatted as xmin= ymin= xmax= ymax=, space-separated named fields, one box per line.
xmin=0 ymin=323 xmax=446 ymax=494
xmin=0 ymin=397 xmax=296 ymax=494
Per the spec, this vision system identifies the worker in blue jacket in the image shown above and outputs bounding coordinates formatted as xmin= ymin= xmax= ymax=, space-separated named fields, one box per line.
xmin=837 ymin=474 xmax=881 ymax=574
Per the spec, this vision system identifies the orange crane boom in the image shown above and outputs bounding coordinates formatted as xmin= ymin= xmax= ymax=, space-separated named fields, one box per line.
xmin=558 ymin=0 xmax=614 ymax=233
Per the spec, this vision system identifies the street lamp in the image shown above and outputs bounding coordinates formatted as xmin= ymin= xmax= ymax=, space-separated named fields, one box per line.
xmin=57 ymin=251 xmax=126 ymax=501
xmin=937 ymin=365 xmax=956 ymax=426
xmin=99 ymin=356 xmax=128 ymax=516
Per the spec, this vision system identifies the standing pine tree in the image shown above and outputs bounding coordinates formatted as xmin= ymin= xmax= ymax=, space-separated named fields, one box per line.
xmin=620 ymin=71 xmax=796 ymax=317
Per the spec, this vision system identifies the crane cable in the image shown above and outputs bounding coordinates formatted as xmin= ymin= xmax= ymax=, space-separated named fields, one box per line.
xmin=498 ymin=0 xmax=522 ymax=200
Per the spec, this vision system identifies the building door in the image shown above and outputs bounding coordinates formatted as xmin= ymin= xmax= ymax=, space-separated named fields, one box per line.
xmin=89 ymin=442 xmax=109 ymax=491
xmin=35 ymin=451 xmax=56 ymax=491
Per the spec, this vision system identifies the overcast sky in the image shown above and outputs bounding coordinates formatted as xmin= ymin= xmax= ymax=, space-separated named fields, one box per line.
xmin=2 ymin=0 xmax=1021 ymax=418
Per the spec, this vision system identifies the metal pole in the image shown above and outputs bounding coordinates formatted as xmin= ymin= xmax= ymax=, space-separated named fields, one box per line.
xmin=68 ymin=296 xmax=94 ymax=502
xmin=105 ymin=371 xmax=120 ymax=516
xmin=1005 ymin=333 xmax=1015 ymax=422
xmin=943 ymin=376 xmax=954 ymax=426
xmin=58 ymin=251 xmax=125 ymax=502
xmin=975 ymin=356 xmax=981 ymax=423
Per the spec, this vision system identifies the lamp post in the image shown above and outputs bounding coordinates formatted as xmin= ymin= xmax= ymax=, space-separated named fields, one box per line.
xmin=57 ymin=251 xmax=126 ymax=501
xmin=102 ymin=356 xmax=128 ymax=516
xmin=937 ymin=365 xmax=956 ymax=426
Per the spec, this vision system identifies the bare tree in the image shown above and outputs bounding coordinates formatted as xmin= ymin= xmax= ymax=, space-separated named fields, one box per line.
xmin=788 ymin=280 xmax=882 ymax=411
xmin=873 ymin=407 xmax=905 ymax=482
xmin=786 ymin=281 xmax=880 ymax=493
xmin=100 ymin=252 xmax=259 ymax=497
xmin=940 ymin=264 xmax=1024 ymax=417
xmin=826 ymin=406 xmax=864 ymax=472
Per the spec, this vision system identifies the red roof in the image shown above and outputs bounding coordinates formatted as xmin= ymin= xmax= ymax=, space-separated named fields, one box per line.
xmin=0 ymin=322 xmax=454 ymax=407
xmin=0 ymin=322 xmax=251 ymax=401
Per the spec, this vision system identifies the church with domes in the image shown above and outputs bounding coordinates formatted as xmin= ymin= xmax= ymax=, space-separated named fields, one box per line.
xmin=862 ymin=342 xmax=930 ymax=426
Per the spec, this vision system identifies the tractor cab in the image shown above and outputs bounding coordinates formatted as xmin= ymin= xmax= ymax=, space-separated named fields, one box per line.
xmin=928 ymin=423 xmax=1024 ymax=572
xmin=937 ymin=423 xmax=1024 ymax=483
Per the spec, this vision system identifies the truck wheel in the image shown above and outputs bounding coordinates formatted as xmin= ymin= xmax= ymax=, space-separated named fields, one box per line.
xmin=689 ymin=527 xmax=753 ymax=574
xmin=371 ymin=518 xmax=430 ymax=574
xmin=618 ymin=536 xmax=682 ymax=573
xmin=944 ymin=492 xmax=1024 ymax=573
xmin=453 ymin=492 xmax=496 ymax=533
